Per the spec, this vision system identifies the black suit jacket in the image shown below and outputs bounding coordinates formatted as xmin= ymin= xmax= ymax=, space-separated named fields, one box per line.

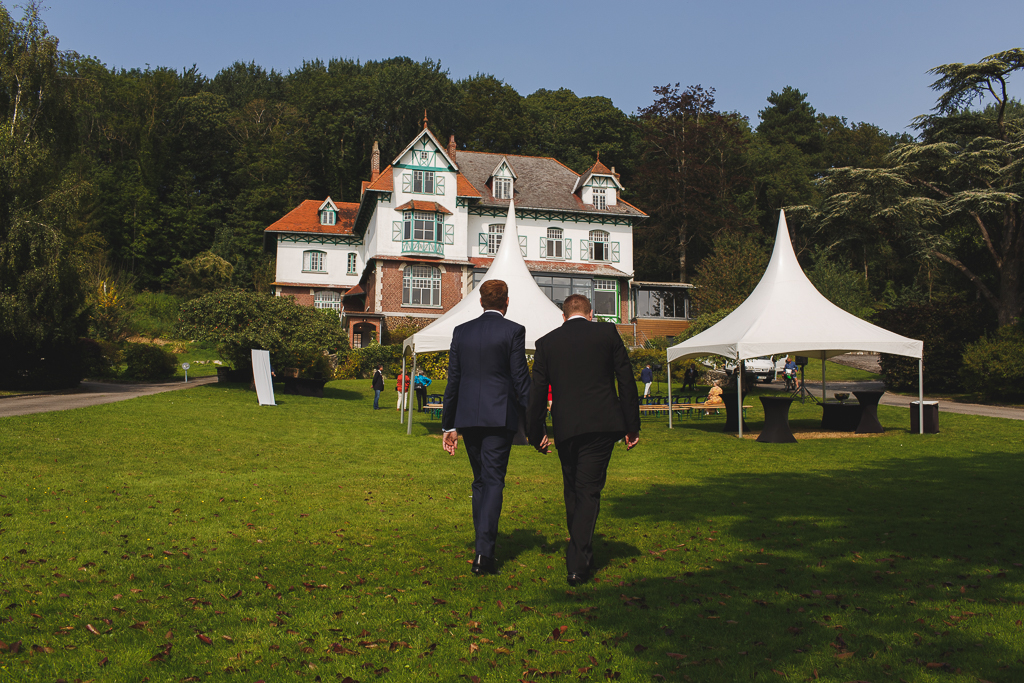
xmin=442 ymin=311 xmax=531 ymax=432
xmin=527 ymin=318 xmax=641 ymax=445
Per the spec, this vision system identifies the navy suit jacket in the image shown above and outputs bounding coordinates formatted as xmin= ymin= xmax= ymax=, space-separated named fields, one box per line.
xmin=442 ymin=311 xmax=531 ymax=432
xmin=526 ymin=318 xmax=641 ymax=445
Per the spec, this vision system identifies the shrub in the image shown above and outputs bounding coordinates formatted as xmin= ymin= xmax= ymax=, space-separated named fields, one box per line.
xmin=874 ymin=295 xmax=995 ymax=392
xmin=80 ymin=338 xmax=122 ymax=378
xmin=177 ymin=291 xmax=347 ymax=376
xmin=123 ymin=343 xmax=177 ymax=381
xmin=960 ymin=325 xmax=1024 ymax=399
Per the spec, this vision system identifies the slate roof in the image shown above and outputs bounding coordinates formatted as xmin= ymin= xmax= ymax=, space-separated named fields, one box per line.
xmin=456 ymin=151 xmax=645 ymax=219
xmin=264 ymin=200 xmax=359 ymax=234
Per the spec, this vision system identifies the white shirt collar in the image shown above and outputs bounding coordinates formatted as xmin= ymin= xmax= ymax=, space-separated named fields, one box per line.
xmin=483 ymin=309 xmax=505 ymax=316
xmin=567 ymin=314 xmax=590 ymax=321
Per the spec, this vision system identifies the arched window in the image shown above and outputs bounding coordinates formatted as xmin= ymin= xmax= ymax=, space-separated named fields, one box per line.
xmin=403 ymin=265 xmax=441 ymax=307
xmin=545 ymin=227 xmax=563 ymax=259
xmin=487 ymin=224 xmax=504 ymax=255
xmin=589 ymin=230 xmax=609 ymax=261
xmin=303 ymin=250 xmax=326 ymax=272
xmin=347 ymin=253 xmax=357 ymax=275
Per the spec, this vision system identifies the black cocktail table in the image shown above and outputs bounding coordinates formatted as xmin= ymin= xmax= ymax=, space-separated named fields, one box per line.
xmin=722 ymin=392 xmax=748 ymax=433
xmin=820 ymin=401 xmax=863 ymax=431
xmin=757 ymin=396 xmax=797 ymax=443
xmin=853 ymin=390 xmax=885 ymax=433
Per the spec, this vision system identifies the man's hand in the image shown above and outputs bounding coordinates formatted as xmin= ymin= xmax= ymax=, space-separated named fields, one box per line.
xmin=443 ymin=430 xmax=459 ymax=455
xmin=535 ymin=435 xmax=551 ymax=454
xmin=624 ymin=432 xmax=639 ymax=450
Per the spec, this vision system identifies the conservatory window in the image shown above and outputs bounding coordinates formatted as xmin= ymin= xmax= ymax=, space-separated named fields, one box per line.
xmin=314 ymin=290 xmax=341 ymax=311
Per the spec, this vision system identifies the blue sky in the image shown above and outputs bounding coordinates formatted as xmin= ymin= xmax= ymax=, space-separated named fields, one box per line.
xmin=39 ymin=0 xmax=1024 ymax=135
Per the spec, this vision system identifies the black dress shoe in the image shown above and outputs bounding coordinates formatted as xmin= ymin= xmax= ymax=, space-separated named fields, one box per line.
xmin=471 ymin=554 xmax=497 ymax=575
xmin=567 ymin=571 xmax=588 ymax=587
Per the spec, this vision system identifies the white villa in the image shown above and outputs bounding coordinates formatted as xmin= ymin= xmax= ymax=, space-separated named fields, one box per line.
xmin=265 ymin=120 xmax=691 ymax=347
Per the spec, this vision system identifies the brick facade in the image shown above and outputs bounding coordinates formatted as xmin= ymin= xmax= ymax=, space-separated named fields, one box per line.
xmin=277 ymin=286 xmax=314 ymax=306
xmin=377 ymin=261 xmax=465 ymax=316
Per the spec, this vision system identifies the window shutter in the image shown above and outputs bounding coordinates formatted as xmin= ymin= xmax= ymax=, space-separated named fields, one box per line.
xmin=392 ymin=221 xmax=403 ymax=241
xmin=519 ymin=235 xmax=527 ymax=258
xmin=401 ymin=173 xmax=412 ymax=193
xmin=539 ymin=236 xmax=546 ymax=258
xmin=611 ymin=242 xmax=620 ymax=263
xmin=564 ymin=239 xmax=572 ymax=260
xmin=580 ymin=239 xmax=590 ymax=261
xmin=478 ymin=232 xmax=487 ymax=255
xmin=444 ymin=223 xmax=454 ymax=245
xmin=435 ymin=175 xmax=445 ymax=195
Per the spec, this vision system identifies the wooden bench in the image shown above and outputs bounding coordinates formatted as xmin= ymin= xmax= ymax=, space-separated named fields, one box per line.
xmin=424 ymin=402 xmax=444 ymax=419
xmin=640 ymin=403 xmax=752 ymax=419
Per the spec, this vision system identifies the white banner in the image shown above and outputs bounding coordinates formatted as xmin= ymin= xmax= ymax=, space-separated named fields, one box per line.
xmin=251 ymin=349 xmax=276 ymax=406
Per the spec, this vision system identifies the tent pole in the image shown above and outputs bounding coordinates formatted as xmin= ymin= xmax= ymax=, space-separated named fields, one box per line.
xmin=919 ymin=358 xmax=924 ymax=435
xmin=667 ymin=358 xmax=673 ymax=429
xmin=399 ymin=354 xmax=406 ymax=424
xmin=821 ymin=351 xmax=826 ymax=404
xmin=407 ymin=351 xmax=417 ymax=435
xmin=737 ymin=359 xmax=743 ymax=439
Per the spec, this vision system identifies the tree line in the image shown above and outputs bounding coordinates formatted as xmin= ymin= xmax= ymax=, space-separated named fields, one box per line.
xmin=2 ymin=1 xmax=1021 ymax=392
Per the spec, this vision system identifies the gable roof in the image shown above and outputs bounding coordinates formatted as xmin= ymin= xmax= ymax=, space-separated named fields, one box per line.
xmin=364 ymin=165 xmax=394 ymax=193
xmin=574 ymin=158 xmax=624 ymax=193
xmin=264 ymin=199 xmax=359 ymax=235
xmin=456 ymin=151 xmax=644 ymax=219
xmin=390 ymin=127 xmax=458 ymax=171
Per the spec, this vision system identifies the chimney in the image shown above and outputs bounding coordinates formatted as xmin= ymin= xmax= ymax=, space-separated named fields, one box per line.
xmin=448 ymin=134 xmax=457 ymax=163
xmin=370 ymin=141 xmax=380 ymax=182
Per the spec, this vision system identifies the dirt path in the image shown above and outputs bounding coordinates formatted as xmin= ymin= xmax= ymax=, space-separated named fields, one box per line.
xmin=0 ymin=377 xmax=219 ymax=418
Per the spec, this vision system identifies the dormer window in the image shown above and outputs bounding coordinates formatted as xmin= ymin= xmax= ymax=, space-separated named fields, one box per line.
xmin=493 ymin=177 xmax=511 ymax=200
xmin=593 ymin=188 xmax=606 ymax=210
xmin=320 ymin=209 xmax=337 ymax=226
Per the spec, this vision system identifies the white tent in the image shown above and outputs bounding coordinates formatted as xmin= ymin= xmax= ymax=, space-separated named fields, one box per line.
xmin=399 ymin=200 xmax=564 ymax=432
xmin=666 ymin=210 xmax=925 ymax=436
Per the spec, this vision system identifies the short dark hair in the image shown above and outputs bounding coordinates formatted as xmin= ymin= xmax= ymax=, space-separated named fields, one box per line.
xmin=479 ymin=280 xmax=508 ymax=310
xmin=562 ymin=294 xmax=592 ymax=317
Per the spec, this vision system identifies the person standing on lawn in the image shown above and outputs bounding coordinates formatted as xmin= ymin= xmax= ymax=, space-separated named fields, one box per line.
xmin=640 ymin=363 xmax=653 ymax=398
xmin=414 ymin=370 xmax=431 ymax=411
xmin=526 ymin=294 xmax=640 ymax=586
xmin=441 ymin=279 xmax=531 ymax=576
xmin=371 ymin=364 xmax=385 ymax=410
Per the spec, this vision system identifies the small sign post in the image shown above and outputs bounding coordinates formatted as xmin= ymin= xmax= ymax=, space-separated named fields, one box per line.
xmin=182 ymin=362 xmax=190 ymax=383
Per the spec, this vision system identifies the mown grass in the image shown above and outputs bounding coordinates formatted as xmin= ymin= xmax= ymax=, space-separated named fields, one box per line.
xmin=1 ymin=380 xmax=1021 ymax=682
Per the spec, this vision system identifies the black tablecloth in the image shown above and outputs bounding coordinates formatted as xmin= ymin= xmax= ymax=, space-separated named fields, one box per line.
xmin=757 ymin=396 xmax=797 ymax=443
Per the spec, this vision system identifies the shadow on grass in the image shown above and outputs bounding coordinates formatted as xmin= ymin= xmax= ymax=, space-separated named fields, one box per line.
xmin=549 ymin=450 xmax=1024 ymax=678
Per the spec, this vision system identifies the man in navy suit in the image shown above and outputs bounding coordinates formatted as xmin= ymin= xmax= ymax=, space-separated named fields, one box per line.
xmin=442 ymin=280 xmax=531 ymax=575
xmin=527 ymin=294 xmax=640 ymax=586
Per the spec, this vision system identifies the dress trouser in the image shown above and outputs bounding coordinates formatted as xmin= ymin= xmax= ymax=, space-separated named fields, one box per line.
xmin=556 ymin=431 xmax=618 ymax=575
xmin=461 ymin=427 xmax=514 ymax=559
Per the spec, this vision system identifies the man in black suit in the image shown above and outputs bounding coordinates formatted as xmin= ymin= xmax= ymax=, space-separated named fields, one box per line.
xmin=527 ymin=294 xmax=640 ymax=586
xmin=442 ymin=280 xmax=531 ymax=576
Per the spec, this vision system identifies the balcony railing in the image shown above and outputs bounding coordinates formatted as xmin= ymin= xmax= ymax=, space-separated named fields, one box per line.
xmin=402 ymin=239 xmax=444 ymax=257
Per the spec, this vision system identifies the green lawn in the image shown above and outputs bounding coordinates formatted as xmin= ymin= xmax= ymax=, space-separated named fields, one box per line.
xmin=1 ymin=380 xmax=1021 ymax=682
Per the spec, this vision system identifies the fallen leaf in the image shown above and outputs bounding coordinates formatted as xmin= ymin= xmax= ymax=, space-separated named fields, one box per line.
xmin=666 ymin=653 xmax=687 ymax=660
xmin=85 ymin=624 xmax=101 ymax=636
xmin=197 ymin=633 xmax=213 ymax=645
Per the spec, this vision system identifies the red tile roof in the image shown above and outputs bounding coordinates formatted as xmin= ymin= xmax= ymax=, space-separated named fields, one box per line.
xmin=364 ymin=166 xmax=394 ymax=192
xmin=583 ymin=159 xmax=613 ymax=176
xmin=394 ymin=200 xmax=452 ymax=215
xmin=457 ymin=174 xmax=482 ymax=197
xmin=264 ymin=200 xmax=359 ymax=235
xmin=272 ymin=281 xmax=351 ymax=289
